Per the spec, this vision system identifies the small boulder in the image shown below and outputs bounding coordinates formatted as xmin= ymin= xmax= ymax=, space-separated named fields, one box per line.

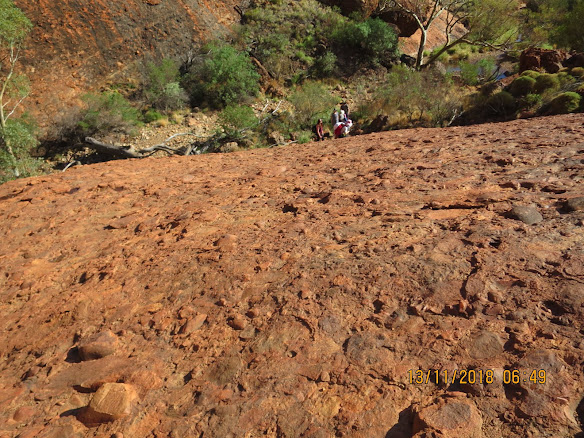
xmin=565 ymin=196 xmax=584 ymax=212
xmin=229 ymin=315 xmax=246 ymax=330
xmin=508 ymin=205 xmax=543 ymax=225
xmin=78 ymin=331 xmax=119 ymax=361
xmin=267 ymin=131 xmax=285 ymax=146
xmin=79 ymin=383 xmax=137 ymax=425
xmin=179 ymin=313 xmax=207 ymax=334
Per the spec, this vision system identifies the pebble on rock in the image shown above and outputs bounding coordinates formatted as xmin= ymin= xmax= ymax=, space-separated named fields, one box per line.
xmin=78 ymin=330 xmax=119 ymax=361
xmin=565 ymin=196 xmax=584 ymax=212
xmin=229 ymin=315 xmax=246 ymax=330
xmin=508 ymin=205 xmax=543 ymax=225
xmin=179 ymin=313 xmax=207 ymax=334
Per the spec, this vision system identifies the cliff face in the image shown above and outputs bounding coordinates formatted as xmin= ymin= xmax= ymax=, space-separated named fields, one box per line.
xmin=13 ymin=0 xmax=241 ymax=129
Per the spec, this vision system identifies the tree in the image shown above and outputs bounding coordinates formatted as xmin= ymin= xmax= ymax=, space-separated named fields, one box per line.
xmin=521 ymin=0 xmax=584 ymax=51
xmin=183 ymin=44 xmax=260 ymax=109
xmin=0 ymin=0 xmax=34 ymax=179
xmin=550 ymin=0 xmax=584 ymax=51
xmin=144 ymin=59 xmax=188 ymax=112
xmin=377 ymin=0 xmax=519 ymax=70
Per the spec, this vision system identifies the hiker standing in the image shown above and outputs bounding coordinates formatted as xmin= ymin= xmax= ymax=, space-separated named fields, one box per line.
xmin=341 ymin=102 xmax=349 ymax=119
xmin=331 ymin=109 xmax=339 ymax=127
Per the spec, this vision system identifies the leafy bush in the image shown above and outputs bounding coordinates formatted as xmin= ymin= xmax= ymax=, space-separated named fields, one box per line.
xmin=183 ymin=44 xmax=260 ymax=108
xmin=312 ymin=52 xmax=337 ymax=78
xmin=459 ymin=58 xmax=497 ymax=86
xmin=521 ymin=70 xmax=541 ymax=78
xmin=143 ymin=109 xmax=163 ymax=123
xmin=0 ymin=115 xmax=42 ymax=182
xmin=366 ymin=65 xmax=460 ymax=128
xmin=240 ymin=0 xmax=345 ymax=80
xmin=289 ymin=82 xmax=338 ymax=129
xmin=571 ymin=67 xmax=584 ymax=78
xmin=533 ymin=73 xmax=560 ymax=94
xmin=543 ymin=92 xmax=581 ymax=115
xmin=509 ymin=75 xmax=536 ymax=97
xmin=297 ymin=130 xmax=314 ymax=144
xmin=77 ymin=91 xmax=142 ymax=136
xmin=218 ymin=105 xmax=258 ymax=132
xmin=484 ymin=91 xmax=517 ymax=117
xmin=335 ymin=17 xmax=398 ymax=64
xmin=550 ymin=0 xmax=584 ymax=51
xmin=144 ymin=59 xmax=188 ymax=112
xmin=524 ymin=93 xmax=542 ymax=108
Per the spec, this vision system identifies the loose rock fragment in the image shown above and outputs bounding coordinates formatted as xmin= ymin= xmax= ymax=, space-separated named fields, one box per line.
xmin=179 ymin=313 xmax=207 ymax=334
xmin=508 ymin=205 xmax=543 ymax=225
xmin=565 ymin=196 xmax=584 ymax=212
xmin=229 ymin=315 xmax=246 ymax=330
xmin=79 ymin=383 xmax=138 ymax=425
xmin=78 ymin=331 xmax=119 ymax=361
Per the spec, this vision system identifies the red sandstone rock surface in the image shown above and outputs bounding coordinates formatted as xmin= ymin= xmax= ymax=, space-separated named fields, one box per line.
xmin=1 ymin=114 xmax=584 ymax=437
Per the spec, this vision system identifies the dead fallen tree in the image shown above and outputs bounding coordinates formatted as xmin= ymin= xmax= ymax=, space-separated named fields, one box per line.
xmin=84 ymin=134 xmax=199 ymax=159
xmin=83 ymin=129 xmax=251 ymax=160
xmin=79 ymin=103 xmax=295 ymax=162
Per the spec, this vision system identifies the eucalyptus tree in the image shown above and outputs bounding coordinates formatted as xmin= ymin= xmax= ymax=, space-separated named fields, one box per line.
xmin=0 ymin=0 xmax=34 ymax=178
xmin=377 ymin=0 xmax=520 ymax=70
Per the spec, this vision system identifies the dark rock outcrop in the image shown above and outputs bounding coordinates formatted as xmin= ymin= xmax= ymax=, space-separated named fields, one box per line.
xmin=519 ymin=47 xmax=569 ymax=73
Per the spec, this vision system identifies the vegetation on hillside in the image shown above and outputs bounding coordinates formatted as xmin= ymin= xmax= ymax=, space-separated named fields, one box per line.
xmin=0 ymin=0 xmax=43 ymax=183
xmin=2 ymin=0 xmax=584 ymax=181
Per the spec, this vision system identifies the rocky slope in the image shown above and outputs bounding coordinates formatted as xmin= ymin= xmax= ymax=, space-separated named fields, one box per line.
xmin=14 ymin=0 xmax=241 ymax=129
xmin=1 ymin=114 xmax=584 ymax=437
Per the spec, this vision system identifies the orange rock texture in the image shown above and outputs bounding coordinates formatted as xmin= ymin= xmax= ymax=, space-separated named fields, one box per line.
xmin=1 ymin=114 xmax=584 ymax=437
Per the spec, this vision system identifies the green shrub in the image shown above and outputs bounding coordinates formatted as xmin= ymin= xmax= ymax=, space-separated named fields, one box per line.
xmin=77 ymin=91 xmax=142 ymax=136
xmin=183 ymin=44 xmax=260 ymax=109
xmin=335 ymin=17 xmax=398 ymax=64
xmin=509 ymin=75 xmax=536 ymax=97
xmin=544 ymin=92 xmax=581 ymax=115
xmin=312 ymin=51 xmax=337 ymax=78
xmin=368 ymin=65 xmax=460 ymax=127
xmin=143 ymin=109 xmax=163 ymax=123
xmin=557 ymin=71 xmax=575 ymax=87
xmin=143 ymin=59 xmax=188 ymax=112
xmin=218 ymin=105 xmax=258 ymax=132
xmin=484 ymin=91 xmax=517 ymax=116
xmin=571 ymin=67 xmax=584 ymax=78
xmin=521 ymin=70 xmax=541 ymax=78
xmin=289 ymin=82 xmax=338 ymax=129
xmin=240 ymin=0 xmax=345 ymax=80
xmin=524 ymin=93 xmax=542 ymax=108
xmin=459 ymin=58 xmax=497 ymax=86
xmin=0 ymin=114 xmax=42 ymax=182
xmin=550 ymin=0 xmax=584 ymax=51
xmin=459 ymin=61 xmax=481 ymax=86
xmin=297 ymin=130 xmax=314 ymax=144
xmin=533 ymin=73 xmax=560 ymax=94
